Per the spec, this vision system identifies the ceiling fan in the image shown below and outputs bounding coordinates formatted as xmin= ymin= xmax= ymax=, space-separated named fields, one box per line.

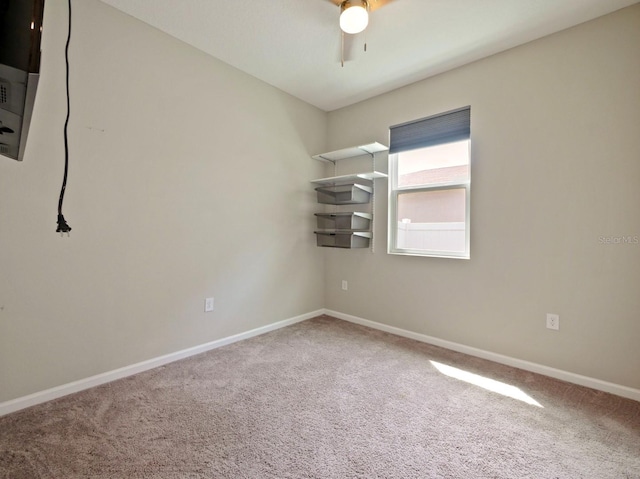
xmin=328 ymin=0 xmax=396 ymax=17
xmin=327 ymin=0 xmax=397 ymax=66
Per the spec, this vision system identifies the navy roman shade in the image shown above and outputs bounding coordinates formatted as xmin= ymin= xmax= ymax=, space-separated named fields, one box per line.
xmin=389 ymin=106 xmax=471 ymax=154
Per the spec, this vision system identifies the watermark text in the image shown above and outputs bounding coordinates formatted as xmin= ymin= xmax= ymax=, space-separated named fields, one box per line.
xmin=599 ymin=235 xmax=639 ymax=245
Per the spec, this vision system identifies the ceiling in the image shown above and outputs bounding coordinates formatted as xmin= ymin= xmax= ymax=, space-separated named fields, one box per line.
xmin=98 ymin=0 xmax=639 ymax=112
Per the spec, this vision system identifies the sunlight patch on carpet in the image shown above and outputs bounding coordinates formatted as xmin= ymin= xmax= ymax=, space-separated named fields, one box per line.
xmin=430 ymin=361 xmax=543 ymax=407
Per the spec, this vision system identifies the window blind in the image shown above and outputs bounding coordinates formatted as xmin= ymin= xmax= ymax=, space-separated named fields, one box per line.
xmin=389 ymin=106 xmax=470 ymax=154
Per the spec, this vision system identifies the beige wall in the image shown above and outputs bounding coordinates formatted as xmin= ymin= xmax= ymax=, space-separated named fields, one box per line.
xmin=325 ymin=6 xmax=640 ymax=390
xmin=1 ymin=1 xmax=638 ymax=404
xmin=0 ymin=0 xmax=327 ymax=402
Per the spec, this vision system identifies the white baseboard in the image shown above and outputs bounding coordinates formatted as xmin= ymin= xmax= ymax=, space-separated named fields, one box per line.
xmin=3 ymin=308 xmax=637 ymax=417
xmin=325 ymin=309 xmax=640 ymax=403
xmin=0 ymin=310 xmax=323 ymax=417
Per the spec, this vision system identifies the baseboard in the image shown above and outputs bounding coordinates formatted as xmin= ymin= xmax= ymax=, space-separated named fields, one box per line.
xmin=4 ymin=308 xmax=637 ymax=417
xmin=324 ymin=309 xmax=640 ymax=403
xmin=0 ymin=310 xmax=323 ymax=417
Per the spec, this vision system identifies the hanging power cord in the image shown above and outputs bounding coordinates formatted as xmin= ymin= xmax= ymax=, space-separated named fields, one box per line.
xmin=56 ymin=0 xmax=72 ymax=235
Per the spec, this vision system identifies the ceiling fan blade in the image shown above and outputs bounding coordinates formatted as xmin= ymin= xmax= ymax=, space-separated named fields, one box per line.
xmin=328 ymin=0 xmax=396 ymax=12
xmin=369 ymin=0 xmax=395 ymax=12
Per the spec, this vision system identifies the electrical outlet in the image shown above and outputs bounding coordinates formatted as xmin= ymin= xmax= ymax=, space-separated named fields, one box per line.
xmin=341 ymin=280 xmax=348 ymax=291
xmin=546 ymin=313 xmax=559 ymax=330
xmin=205 ymin=297 xmax=215 ymax=312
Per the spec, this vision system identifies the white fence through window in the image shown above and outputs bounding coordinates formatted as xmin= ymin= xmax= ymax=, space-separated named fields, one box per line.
xmin=397 ymin=221 xmax=466 ymax=253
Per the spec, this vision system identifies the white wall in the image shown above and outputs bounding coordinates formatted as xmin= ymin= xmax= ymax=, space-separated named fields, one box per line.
xmin=0 ymin=0 xmax=327 ymax=402
xmin=325 ymin=5 xmax=640 ymax=390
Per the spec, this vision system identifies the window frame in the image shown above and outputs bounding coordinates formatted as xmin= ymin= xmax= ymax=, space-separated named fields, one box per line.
xmin=388 ymin=130 xmax=471 ymax=260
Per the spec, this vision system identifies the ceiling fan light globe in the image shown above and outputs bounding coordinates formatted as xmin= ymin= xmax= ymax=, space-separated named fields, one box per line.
xmin=340 ymin=5 xmax=368 ymax=34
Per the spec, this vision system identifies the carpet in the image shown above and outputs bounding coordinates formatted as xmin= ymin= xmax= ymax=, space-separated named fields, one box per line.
xmin=1 ymin=315 xmax=639 ymax=478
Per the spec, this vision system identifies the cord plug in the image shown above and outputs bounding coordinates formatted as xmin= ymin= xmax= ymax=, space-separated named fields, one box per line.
xmin=56 ymin=214 xmax=72 ymax=235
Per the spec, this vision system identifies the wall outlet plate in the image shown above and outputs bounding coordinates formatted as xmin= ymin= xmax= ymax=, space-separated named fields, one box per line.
xmin=205 ymin=297 xmax=215 ymax=312
xmin=546 ymin=313 xmax=559 ymax=330
xmin=341 ymin=280 xmax=348 ymax=291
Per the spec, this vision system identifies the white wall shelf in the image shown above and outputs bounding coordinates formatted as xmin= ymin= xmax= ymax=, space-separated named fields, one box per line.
xmin=311 ymin=142 xmax=388 ymax=163
xmin=311 ymin=171 xmax=387 ymax=186
xmin=310 ymin=142 xmax=388 ymax=250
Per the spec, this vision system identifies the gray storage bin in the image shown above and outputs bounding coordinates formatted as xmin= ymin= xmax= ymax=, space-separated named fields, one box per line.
xmin=314 ymin=231 xmax=372 ymax=249
xmin=314 ymin=212 xmax=372 ymax=231
xmin=315 ymin=183 xmax=372 ymax=205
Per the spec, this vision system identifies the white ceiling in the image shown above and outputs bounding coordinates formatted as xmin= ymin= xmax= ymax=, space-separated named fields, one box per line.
xmin=98 ymin=0 xmax=639 ymax=112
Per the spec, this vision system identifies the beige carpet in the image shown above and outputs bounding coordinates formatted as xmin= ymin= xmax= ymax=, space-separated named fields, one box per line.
xmin=1 ymin=315 xmax=639 ymax=478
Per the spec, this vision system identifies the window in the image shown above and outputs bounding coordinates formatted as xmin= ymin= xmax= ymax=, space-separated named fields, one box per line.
xmin=388 ymin=107 xmax=471 ymax=258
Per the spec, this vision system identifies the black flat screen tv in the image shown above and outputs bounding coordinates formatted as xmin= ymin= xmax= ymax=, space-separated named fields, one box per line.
xmin=0 ymin=0 xmax=45 ymax=161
